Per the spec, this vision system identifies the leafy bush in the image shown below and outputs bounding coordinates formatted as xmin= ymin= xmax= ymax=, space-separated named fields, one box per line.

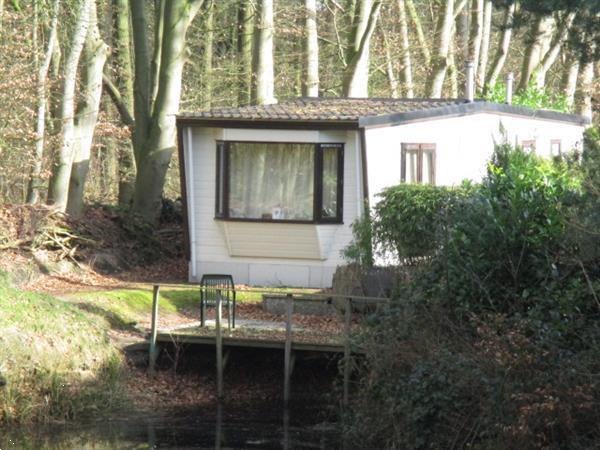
xmin=483 ymin=82 xmax=570 ymax=113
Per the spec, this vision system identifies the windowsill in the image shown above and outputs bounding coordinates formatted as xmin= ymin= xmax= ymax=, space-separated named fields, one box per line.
xmin=214 ymin=217 xmax=343 ymax=225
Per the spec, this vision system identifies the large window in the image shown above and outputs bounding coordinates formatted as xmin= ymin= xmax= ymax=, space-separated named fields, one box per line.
xmin=401 ymin=143 xmax=436 ymax=185
xmin=215 ymin=141 xmax=344 ymax=223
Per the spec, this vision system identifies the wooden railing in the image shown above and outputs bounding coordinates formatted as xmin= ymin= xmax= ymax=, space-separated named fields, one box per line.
xmin=146 ymin=283 xmax=390 ymax=406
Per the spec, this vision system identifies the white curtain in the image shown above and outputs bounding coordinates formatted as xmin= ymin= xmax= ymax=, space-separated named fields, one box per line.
xmin=229 ymin=142 xmax=314 ymax=220
xmin=321 ymin=147 xmax=338 ymax=218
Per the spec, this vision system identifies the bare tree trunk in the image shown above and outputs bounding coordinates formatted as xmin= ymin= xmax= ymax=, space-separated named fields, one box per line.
xmin=448 ymin=27 xmax=459 ymax=97
xmin=476 ymin=0 xmax=492 ymax=91
xmin=532 ymin=11 xmax=576 ymax=88
xmin=486 ymin=1 xmax=516 ymax=89
xmin=426 ymin=0 xmax=455 ymax=98
xmin=458 ymin=0 xmax=470 ymax=61
xmin=303 ymin=0 xmax=319 ymax=97
xmin=202 ymin=0 xmax=214 ymax=108
xmin=131 ymin=0 xmax=204 ymax=221
xmin=252 ymin=0 xmax=276 ymax=105
xmin=397 ymin=0 xmax=413 ymax=97
xmin=405 ymin=0 xmax=430 ymax=65
xmin=468 ymin=0 xmax=483 ymax=71
xmin=150 ymin=0 xmax=165 ymax=112
xmin=47 ymin=0 xmax=92 ymax=211
xmin=560 ymin=53 xmax=579 ymax=110
xmin=576 ymin=54 xmax=594 ymax=121
xmin=112 ymin=0 xmax=136 ymax=208
xmin=518 ymin=13 xmax=554 ymax=91
xmin=237 ymin=0 xmax=254 ymax=105
xmin=27 ymin=0 xmax=59 ymax=204
xmin=67 ymin=0 xmax=108 ymax=216
xmin=342 ymin=0 xmax=382 ymax=97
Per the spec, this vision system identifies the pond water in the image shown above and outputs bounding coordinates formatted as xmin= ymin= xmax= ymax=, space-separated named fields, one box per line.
xmin=0 ymin=403 xmax=341 ymax=449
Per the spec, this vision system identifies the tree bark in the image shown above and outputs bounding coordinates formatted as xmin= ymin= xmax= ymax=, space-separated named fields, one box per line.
xmin=468 ymin=0 xmax=484 ymax=72
xmin=476 ymin=0 xmax=492 ymax=91
xmin=560 ymin=53 xmax=579 ymax=110
xmin=130 ymin=0 xmax=204 ymax=221
xmin=252 ymin=0 xmax=276 ymax=105
xmin=397 ymin=0 xmax=413 ymax=97
xmin=381 ymin=27 xmax=398 ymax=98
xmin=27 ymin=0 xmax=59 ymax=204
xmin=518 ymin=13 xmax=554 ymax=91
xmin=405 ymin=0 xmax=430 ymax=65
xmin=47 ymin=0 xmax=92 ymax=211
xmin=486 ymin=1 xmax=516 ymax=89
xmin=237 ymin=0 xmax=254 ymax=105
xmin=202 ymin=0 xmax=214 ymax=108
xmin=303 ymin=0 xmax=319 ymax=97
xmin=112 ymin=0 xmax=135 ymax=208
xmin=532 ymin=11 xmax=576 ymax=88
xmin=342 ymin=0 xmax=382 ymax=97
xmin=426 ymin=0 xmax=455 ymax=98
xmin=66 ymin=0 xmax=109 ymax=216
xmin=576 ymin=54 xmax=594 ymax=121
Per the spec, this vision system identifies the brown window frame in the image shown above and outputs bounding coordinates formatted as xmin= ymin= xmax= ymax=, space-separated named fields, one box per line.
xmin=215 ymin=141 xmax=344 ymax=224
xmin=401 ymin=143 xmax=436 ymax=185
xmin=521 ymin=139 xmax=536 ymax=152
xmin=550 ymin=139 xmax=562 ymax=156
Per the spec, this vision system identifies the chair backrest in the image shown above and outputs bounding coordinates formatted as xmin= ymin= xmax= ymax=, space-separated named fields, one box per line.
xmin=200 ymin=274 xmax=235 ymax=305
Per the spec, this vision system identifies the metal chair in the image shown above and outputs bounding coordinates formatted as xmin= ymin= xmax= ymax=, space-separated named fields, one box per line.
xmin=200 ymin=274 xmax=236 ymax=329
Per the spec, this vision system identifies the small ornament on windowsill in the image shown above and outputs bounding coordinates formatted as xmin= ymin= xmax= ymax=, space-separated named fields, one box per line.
xmin=272 ymin=207 xmax=284 ymax=220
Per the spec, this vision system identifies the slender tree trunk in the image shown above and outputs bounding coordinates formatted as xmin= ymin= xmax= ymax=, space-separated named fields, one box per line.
xmin=202 ymin=0 xmax=214 ymax=108
xmin=486 ymin=1 xmax=516 ymax=89
xmin=47 ymin=0 xmax=92 ymax=211
xmin=67 ymin=0 xmax=108 ymax=216
xmin=252 ymin=0 xmax=276 ymax=105
xmin=458 ymin=0 xmax=469 ymax=61
xmin=397 ymin=0 xmax=413 ymax=97
xmin=468 ymin=0 xmax=484 ymax=71
xmin=27 ymin=0 xmax=59 ymax=204
xmin=426 ymin=0 xmax=455 ymax=98
xmin=405 ymin=0 xmax=430 ymax=65
xmin=448 ymin=27 xmax=459 ymax=97
xmin=303 ymin=0 xmax=319 ymax=97
xmin=150 ymin=0 xmax=165 ymax=112
xmin=111 ymin=0 xmax=136 ymax=208
xmin=381 ymin=27 xmax=398 ymax=98
xmin=476 ymin=0 xmax=492 ymax=91
xmin=342 ymin=0 xmax=382 ymax=97
xmin=237 ymin=0 xmax=254 ymax=105
xmin=560 ymin=53 xmax=579 ymax=110
xmin=518 ymin=13 xmax=554 ymax=91
xmin=131 ymin=0 xmax=204 ymax=221
xmin=532 ymin=11 xmax=576 ymax=88
xmin=576 ymin=55 xmax=594 ymax=121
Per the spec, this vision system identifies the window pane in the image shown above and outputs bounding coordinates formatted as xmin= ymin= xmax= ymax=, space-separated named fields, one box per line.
xmin=216 ymin=143 xmax=225 ymax=216
xmin=422 ymin=151 xmax=434 ymax=185
xmin=321 ymin=146 xmax=339 ymax=219
xmin=228 ymin=142 xmax=314 ymax=220
xmin=407 ymin=150 xmax=418 ymax=183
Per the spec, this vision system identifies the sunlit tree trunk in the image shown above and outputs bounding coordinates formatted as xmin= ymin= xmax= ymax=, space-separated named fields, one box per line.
xmin=476 ymin=0 xmax=492 ymax=91
xmin=397 ymin=0 xmax=413 ymax=97
xmin=576 ymin=55 xmax=594 ymax=121
xmin=303 ymin=0 xmax=319 ymax=97
xmin=66 ymin=0 xmax=108 ymax=216
xmin=47 ymin=0 xmax=92 ymax=211
xmin=237 ymin=0 xmax=254 ymax=105
xmin=468 ymin=0 xmax=483 ymax=72
xmin=27 ymin=0 xmax=59 ymax=204
xmin=252 ymin=0 xmax=276 ymax=105
xmin=426 ymin=0 xmax=455 ymax=98
xmin=486 ymin=1 xmax=516 ymax=90
xmin=532 ymin=11 xmax=576 ymax=88
xmin=560 ymin=53 xmax=579 ymax=110
xmin=342 ymin=0 xmax=382 ymax=97
xmin=518 ymin=13 xmax=554 ymax=91
xmin=130 ymin=0 xmax=204 ymax=221
xmin=202 ymin=0 xmax=214 ymax=108
xmin=405 ymin=0 xmax=430 ymax=65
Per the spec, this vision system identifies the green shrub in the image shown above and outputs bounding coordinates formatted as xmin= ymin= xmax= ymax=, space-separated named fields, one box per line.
xmin=483 ymin=82 xmax=570 ymax=113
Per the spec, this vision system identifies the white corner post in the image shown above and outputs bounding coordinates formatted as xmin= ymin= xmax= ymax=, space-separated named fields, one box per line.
xmin=505 ymin=72 xmax=514 ymax=105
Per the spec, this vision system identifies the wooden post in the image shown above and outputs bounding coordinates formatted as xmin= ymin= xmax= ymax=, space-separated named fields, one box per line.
xmin=148 ymin=284 xmax=160 ymax=376
xmin=343 ymin=297 xmax=352 ymax=407
xmin=216 ymin=289 xmax=223 ymax=399
xmin=284 ymin=293 xmax=293 ymax=404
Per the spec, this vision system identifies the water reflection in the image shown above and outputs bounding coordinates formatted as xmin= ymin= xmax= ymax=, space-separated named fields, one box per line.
xmin=0 ymin=403 xmax=339 ymax=449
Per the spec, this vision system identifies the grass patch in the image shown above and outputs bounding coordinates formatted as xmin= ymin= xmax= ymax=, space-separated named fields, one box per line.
xmin=0 ymin=273 xmax=126 ymax=425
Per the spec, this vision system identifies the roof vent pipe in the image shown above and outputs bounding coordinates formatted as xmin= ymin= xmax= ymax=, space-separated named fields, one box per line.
xmin=465 ymin=62 xmax=475 ymax=102
xmin=505 ymin=72 xmax=514 ymax=105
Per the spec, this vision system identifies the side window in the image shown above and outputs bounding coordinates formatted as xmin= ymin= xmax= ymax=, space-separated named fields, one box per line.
xmin=401 ymin=143 xmax=436 ymax=185
xmin=521 ymin=140 xmax=536 ymax=152
xmin=550 ymin=139 xmax=562 ymax=157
